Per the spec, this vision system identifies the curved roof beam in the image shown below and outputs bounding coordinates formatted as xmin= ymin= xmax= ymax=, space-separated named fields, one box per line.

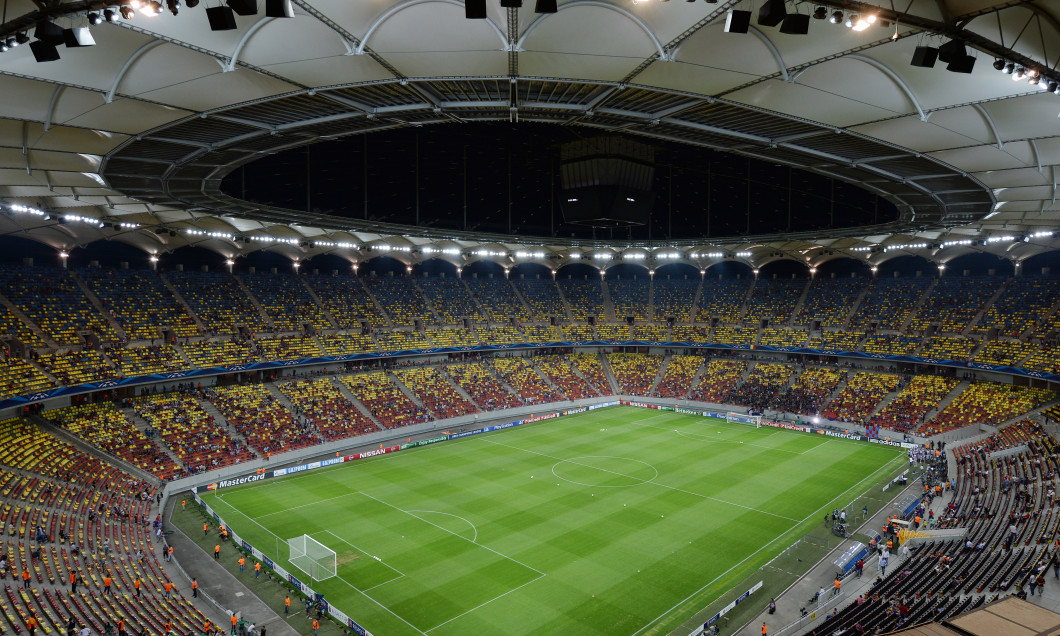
xmin=516 ymin=0 xmax=667 ymax=61
xmin=844 ymin=55 xmax=928 ymax=122
xmin=747 ymin=26 xmax=791 ymax=82
xmin=971 ymin=103 xmax=1003 ymax=150
xmin=43 ymin=85 xmax=64 ymax=132
xmin=357 ymin=0 xmax=506 ymax=55
xmin=105 ymin=40 xmax=165 ymax=104
xmin=225 ymin=17 xmax=276 ymax=72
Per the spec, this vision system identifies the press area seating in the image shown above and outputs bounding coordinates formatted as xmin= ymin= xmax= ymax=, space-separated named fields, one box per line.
xmin=78 ymin=268 xmax=199 ymax=341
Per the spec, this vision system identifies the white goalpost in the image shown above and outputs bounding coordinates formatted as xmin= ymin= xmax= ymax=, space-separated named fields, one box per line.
xmin=725 ymin=411 xmax=762 ymax=428
xmin=287 ymin=534 xmax=337 ymax=581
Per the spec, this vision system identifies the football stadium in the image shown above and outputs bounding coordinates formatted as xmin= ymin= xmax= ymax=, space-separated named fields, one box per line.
xmin=1 ymin=0 xmax=1060 ymax=635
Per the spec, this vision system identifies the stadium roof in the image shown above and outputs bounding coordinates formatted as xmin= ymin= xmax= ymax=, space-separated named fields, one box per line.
xmin=892 ymin=596 xmax=1060 ymax=636
xmin=0 ymin=0 xmax=1059 ymax=272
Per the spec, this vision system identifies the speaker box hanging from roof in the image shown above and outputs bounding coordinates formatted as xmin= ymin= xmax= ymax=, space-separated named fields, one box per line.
xmin=946 ymin=56 xmax=976 ymax=73
xmin=725 ymin=10 xmax=751 ymax=33
xmin=265 ymin=0 xmax=294 ymax=17
xmin=779 ymin=14 xmax=810 ymax=34
xmin=465 ymin=0 xmax=486 ymax=18
xmin=757 ymin=0 xmax=787 ymax=27
xmin=30 ymin=40 xmax=60 ymax=62
xmin=910 ymin=46 xmax=939 ymax=68
xmin=937 ymin=39 xmax=966 ymax=63
xmin=206 ymin=6 xmax=238 ymax=30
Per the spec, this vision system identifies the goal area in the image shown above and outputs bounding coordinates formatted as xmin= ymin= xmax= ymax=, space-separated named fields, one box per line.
xmin=288 ymin=534 xmax=337 ymax=581
xmin=725 ymin=411 xmax=762 ymax=428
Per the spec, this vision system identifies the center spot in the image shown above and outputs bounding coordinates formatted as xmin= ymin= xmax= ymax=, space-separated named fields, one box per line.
xmin=551 ymin=456 xmax=658 ymax=488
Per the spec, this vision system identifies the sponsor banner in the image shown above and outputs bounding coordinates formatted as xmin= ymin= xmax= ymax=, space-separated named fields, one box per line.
xmin=344 ymin=446 xmax=400 ymax=461
xmin=588 ymin=401 xmax=619 ymax=410
xmin=564 ymin=406 xmax=588 ymax=416
xmin=449 ymin=428 xmax=484 ymax=440
xmin=523 ymin=412 xmax=560 ymax=424
xmin=401 ymin=436 xmax=447 ymax=450
xmin=262 ymin=556 xmax=274 ymax=569
xmin=762 ymin=421 xmax=809 ymax=432
xmin=699 ymin=581 xmax=763 ymax=631
xmin=241 ymin=540 xmax=253 ymax=552
xmin=483 ymin=420 xmax=522 ymax=433
xmin=197 ymin=471 xmax=269 ymax=492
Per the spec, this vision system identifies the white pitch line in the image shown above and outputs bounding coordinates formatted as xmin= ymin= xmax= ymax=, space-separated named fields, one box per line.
xmin=213 ymin=494 xmax=429 ymax=636
xmin=481 ymin=438 xmax=800 ymax=523
xmin=257 ymin=492 xmax=362 ymax=518
xmin=627 ymin=452 xmax=906 ymax=636
xmin=801 ymin=439 xmax=835 ymax=454
xmin=321 ymin=529 xmax=405 ymax=577
xmin=424 ymin=573 xmax=546 ymax=633
xmin=357 ymin=491 xmax=545 ymax=576
xmin=406 ymin=510 xmax=479 ymax=543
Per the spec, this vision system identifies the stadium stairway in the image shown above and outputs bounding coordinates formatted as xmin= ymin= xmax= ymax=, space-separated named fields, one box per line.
xmin=409 ymin=278 xmax=442 ymax=325
xmin=647 ymin=355 xmax=671 ymax=395
xmin=599 ymin=280 xmax=617 ymax=322
xmin=459 ymin=278 xmax=491 ymax=322
xmin=841 ymin=284 xmax=872 ymax=329
xmin=922 ymin=380 xmax=971 ymax=423
xmin=528 ymin=360 xmax=567 ymax=396
xmin=232 ymin=274 xmax=277 ymax=333
xmin=551 ymin=282 xmax=576 ymax=321
xmin=646 ymin=278 xmax=655 ymax=319
xmin=820 ymin=369 xmax=855 ymax=408
xmin=962 ymin=281 xmax=1009 ymax=336
xmin=506 ymin=280 xmax=536 ymax=322
xmin=1022 ymin=294 xmax=1060 ymax=340
xmin=33 ymin=414 xmax=157 ymax=484
xmin=385 ymin=369 xmax=427 ymax=408
xmin=329 ymin=377 xmax=386 ymax=430
xmin=900 ymin=279 xmax=939 ymax=332
xmin=437 ymin=366 xmax=483 ymax=407
xmin=121 ymin=407 xmax=188 ymax=471
xmin=0 ymin=292 xmax=57 ymax=348
xmin=297 ymin=280 xmax=338 ymax=330
xmin=786 ymin=279 xmax=814 ymax=327
xmin=193 ymin=396 xmax=263 ymax=459
xmin=69 ymin=271 xmax=128 ymax=343
xmin=358 ymin=280 xmax=394 ymax=327
xmin=481 ymin=360 xmax=526 ymax=402
xmin=157 ymin=272 xmax=209 ymax=335
xmin=598 ymin=352 xmax=622 ymax=394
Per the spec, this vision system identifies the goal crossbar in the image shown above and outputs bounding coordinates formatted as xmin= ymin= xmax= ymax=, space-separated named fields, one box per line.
xmin=288 ymin=534 xmax=336 ymax=581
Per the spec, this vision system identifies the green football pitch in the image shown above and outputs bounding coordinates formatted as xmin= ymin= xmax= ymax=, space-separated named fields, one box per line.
xmin=201 ymin=406 xmax=905 ymax=636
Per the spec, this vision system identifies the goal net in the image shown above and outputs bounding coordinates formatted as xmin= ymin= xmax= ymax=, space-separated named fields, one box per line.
xmin=725 ymin=411 xmax=761 ymax=428
xmin=287 ymin=534 xmax=337 ymax=581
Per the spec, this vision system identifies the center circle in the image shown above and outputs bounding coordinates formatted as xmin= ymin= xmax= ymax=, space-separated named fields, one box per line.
xmin=551 ymin=456 xmax=659 ymax=488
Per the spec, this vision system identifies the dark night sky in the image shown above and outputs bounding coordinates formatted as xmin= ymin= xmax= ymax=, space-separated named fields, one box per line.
xmin=221 ymin=122 xmax=896 ymax=241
